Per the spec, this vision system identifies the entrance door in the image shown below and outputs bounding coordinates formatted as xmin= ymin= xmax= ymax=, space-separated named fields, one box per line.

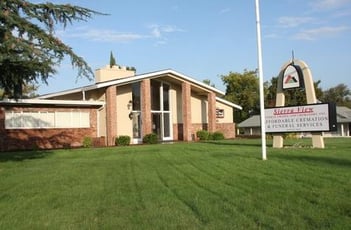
xmin=152 ymin=113 xmax=162 ymax=140
xmin=151 ymin=80 xmax=172 ymax=141
xmin=152 ymin=112 xmax=171 ymax=141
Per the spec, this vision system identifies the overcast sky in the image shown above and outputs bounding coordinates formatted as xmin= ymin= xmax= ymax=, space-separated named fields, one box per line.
xmin=37 ymin=0 xmax=351 ymax=95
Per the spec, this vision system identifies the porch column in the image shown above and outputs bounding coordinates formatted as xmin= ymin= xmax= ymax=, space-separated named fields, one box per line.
xmin=106 ymin=85 xmax=117 ymax=146
xmin=141 ymin=79 xmax=152 ymax=136
xmin=182 ymin=82 xmax=192 ymax=141
xmin=208 ymin=92 xmax=216 ymax=133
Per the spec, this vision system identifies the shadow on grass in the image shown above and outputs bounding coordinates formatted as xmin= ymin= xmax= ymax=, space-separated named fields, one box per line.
xmin=272 ymin=154 xmax=351 ymax=168
xmin=0 ymin=150 xmax=54 ymax=162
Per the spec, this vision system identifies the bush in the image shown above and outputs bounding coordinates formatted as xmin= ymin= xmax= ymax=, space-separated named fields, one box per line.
xmin=82 ymin=136 xmax=92 ymax=148
xmin=142 ymin=133 xmax=158 ymax=144
xmin=196 ymin=130 xmax=209 ymax=140
xmin=115 ymin=135 xmax=131 ymax=146
xmin=212 ymin=131 xmax=225 ymax=140
xmin=196 ymin=130 xmax=225 ymax=141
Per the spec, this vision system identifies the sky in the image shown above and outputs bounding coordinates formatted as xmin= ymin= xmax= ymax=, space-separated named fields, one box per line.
xmin=37 ymin=0 xmax=351 ymax=95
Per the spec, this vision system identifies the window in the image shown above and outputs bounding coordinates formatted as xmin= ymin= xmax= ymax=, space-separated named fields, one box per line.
xmin=132 ymin=82 xmax=141 ymax=111
xmin=5 ymin=111 xmax=90 ymax=129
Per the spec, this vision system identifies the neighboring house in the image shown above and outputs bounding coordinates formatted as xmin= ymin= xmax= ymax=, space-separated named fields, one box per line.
xmin=237 ymin=115 xmax=261 ymax=136
xmin=238 ymin=106 xmax=351 ymax=137
xmin=0 ymin=64 xmax=242 ymax=151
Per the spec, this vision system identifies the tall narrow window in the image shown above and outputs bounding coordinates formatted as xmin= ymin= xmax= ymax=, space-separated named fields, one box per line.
xmin=132 ymin=82 xmax=141 ymax=111
xmin=151 ymin=80 xmax=161 ymax=110
xmin=132 ymin=82 xmax=141 ymax=139
xmin=163 ymin=84 xmax=169 ymax=111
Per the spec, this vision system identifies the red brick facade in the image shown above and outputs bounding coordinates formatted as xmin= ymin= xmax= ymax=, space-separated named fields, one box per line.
xmin=0 ymin=107 xmax=98 ymax=151
xmin=182 ymin=82 xmax=192 ymax=141
xmin=173 ymin=122 xmax=235 ymax=142
xmin=141 ymin=79 xmax=152 ymax=136
xmin=106 ymin=85 xmax=117 ymax=146
xmin=207 ymin=92 xmax=216 ymax=133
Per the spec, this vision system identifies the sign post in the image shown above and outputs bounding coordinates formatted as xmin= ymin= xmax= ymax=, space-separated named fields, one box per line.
xmin=272 ymin=59 xmax=330 ymax=148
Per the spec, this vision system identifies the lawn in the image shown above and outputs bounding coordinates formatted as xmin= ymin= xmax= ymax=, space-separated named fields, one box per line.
xmin=0 ymin=138 xmax=350 ymax=229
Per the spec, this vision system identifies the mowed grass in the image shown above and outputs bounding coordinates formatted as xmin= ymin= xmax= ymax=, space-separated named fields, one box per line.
xmin=0 ymin=138 xmax=350 ymax=229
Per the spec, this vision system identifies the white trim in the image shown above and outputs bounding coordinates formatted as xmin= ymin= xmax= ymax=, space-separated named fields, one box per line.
xmin=216 ymin=97 xmax=242 ymax=110
xmin=0 ymin=99 xmax=105 ymax=107
xmin=37 ymin=69 xmax=226 ymax=99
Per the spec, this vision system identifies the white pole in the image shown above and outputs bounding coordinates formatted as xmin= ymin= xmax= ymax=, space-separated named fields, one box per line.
xmin=255 ymin=0 xmax=267 ymax=160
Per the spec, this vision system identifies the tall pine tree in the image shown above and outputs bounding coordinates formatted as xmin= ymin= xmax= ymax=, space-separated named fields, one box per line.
xmin=0 ymin=0 xmax=104 ymax=98
xmin=109 ymin=51 xmax=116 ymax=68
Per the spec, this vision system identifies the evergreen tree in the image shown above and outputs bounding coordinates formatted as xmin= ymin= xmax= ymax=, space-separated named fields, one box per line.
xmin=109 ymin=51 xmax=117 ymax=68
xmin=0 ymin=0 xmax=104 ymax=98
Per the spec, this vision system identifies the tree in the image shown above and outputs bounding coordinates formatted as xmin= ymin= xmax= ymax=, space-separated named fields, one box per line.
xmin=0 ymin=0 xmax=103 ymax=98
xmin=110 ymin=51 xmax=116 ymax=68
xmin=264 ymin=76 xmax=323 ymax=107
xmin=0 ymin=82 xmax=38 ymax=99
xmin=221 ymin=69 xmax=259 ymax=122
xmin=321 ymin=84 xmax=351 ymax=107
xmin=202 ymin=79 xmax=215 ymax=87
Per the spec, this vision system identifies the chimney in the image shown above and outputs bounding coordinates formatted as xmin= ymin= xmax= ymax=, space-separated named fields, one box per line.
xmin=95 ymin=65 xmax=136 ymax=83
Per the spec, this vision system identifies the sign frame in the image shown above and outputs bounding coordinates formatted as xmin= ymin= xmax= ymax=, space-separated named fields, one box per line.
xmin=265 ymin=103 xmax=337 ymax=133
xmin=282 ymin=63 xmax=304 ymax=90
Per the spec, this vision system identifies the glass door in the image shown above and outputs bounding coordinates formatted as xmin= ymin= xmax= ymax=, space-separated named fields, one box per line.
xmin=151 ymin=80 xmax=172 ymax=141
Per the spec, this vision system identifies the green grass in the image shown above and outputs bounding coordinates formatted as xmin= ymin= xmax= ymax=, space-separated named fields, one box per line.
xmin=0 ymin=138 xmax=350 ymax=229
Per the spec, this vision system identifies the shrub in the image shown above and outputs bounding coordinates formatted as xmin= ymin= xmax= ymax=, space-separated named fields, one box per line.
xmin=196 ymin=130 xmax=209 ymax=140
xmin=115 ymin=135 xmax=131 ymax=146
xmin=82 ymin=136 xmax=92 ymax=148
xmin=212 ymin=131 xmax=225 ymax=140
xmin=143 ymin=133 xmax=158 ymax=144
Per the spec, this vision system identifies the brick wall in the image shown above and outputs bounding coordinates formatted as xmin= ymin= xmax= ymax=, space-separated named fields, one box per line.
xmin=182 ymin=82 xmax=192 ymax=141
xmin=141 ymin=79 xmax=152 ymax=135
xmin=105 ymin=86 xmax=117 ymax=146
xmin=216 ymin=123 xmax=236 ymax=139
xmin=0 ymin=106 xmax=99 ymax=151
xmin=207 ymin=92 xmax=216 ymax=133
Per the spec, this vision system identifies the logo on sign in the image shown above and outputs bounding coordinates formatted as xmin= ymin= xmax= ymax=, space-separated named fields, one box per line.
xmin=282 ymin=64 xmax=303 ymax=89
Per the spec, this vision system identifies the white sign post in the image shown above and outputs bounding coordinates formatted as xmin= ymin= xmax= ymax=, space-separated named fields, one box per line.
xmin=272 ymin=59 xmax=326 ymax=148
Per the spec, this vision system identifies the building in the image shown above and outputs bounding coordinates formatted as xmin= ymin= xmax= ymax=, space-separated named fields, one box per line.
xmin=0 ymin=64 xmax=242 ymax=151
xmin=238 ymin=106 xmax=351 ymax=137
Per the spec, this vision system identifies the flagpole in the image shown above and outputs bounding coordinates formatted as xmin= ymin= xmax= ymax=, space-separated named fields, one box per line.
xmin=255 ymin=0 xmax=267 ymax=160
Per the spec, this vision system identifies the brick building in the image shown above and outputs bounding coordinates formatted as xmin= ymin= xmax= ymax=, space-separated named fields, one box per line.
xmin=0 ymin=64 xmax=242 ymax=151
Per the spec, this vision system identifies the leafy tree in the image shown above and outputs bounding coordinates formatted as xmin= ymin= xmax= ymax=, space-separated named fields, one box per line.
xmin=264 ymin=76 xmax=323 ymax=107
xmin=221 ymin=69 xmax=259 ymax=122
xmin=321 ymin=84 xmax=351 ymax=107
xmin=0 ymin=0 xmax=103 ymax=98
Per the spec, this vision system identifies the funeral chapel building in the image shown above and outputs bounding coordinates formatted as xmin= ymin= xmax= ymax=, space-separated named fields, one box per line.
xmin=0 ymin=64 xmax=242 ymax=151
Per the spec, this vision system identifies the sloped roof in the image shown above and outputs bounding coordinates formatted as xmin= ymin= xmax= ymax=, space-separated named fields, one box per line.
xmin=337 ymin=106 xmax=351 ymax=123
xmin=38 ymin=69 xmax=224 ymax=99
xmin=238 ymin=115 xmax=261 ymax=128
xmin=0 ymin=98 xmax=105 ymax=107
xmin=36 ymin=69 xmax=242 ymax=110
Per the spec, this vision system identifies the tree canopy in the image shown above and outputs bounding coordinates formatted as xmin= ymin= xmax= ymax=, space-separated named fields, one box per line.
xmin=321 ymin=84 xmax=351 ymax=107
xmin=221 ymin=69 xmax=327 ymax=123
xmin=264 ymin=77 xmax=323 ymax=107
xmin=0 ymin=0 xmax=103 ymax=98
xmin=221 ymin=70 xmax=259 ymax=122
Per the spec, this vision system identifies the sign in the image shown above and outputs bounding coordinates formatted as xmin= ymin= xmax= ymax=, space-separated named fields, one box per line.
xmin=216 ymin=108 xmax=224 ymax=118
xmin=282 ymin=64 xmax=303 ymax=89
xmin=265 ymin=103 xmax=337 ymax=133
